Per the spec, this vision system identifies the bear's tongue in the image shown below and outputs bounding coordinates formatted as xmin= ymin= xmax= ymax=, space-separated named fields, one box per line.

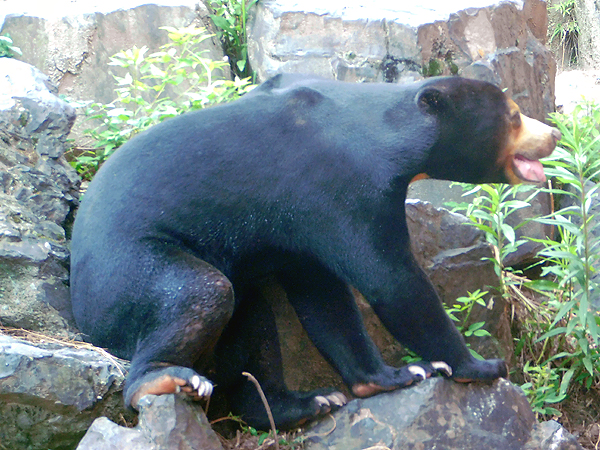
xmin=513 ymin=155 xmax=546 ymax=183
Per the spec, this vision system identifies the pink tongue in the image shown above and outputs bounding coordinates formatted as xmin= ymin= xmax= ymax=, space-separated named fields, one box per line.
xmin=514 ymin=155 xmax=546 ymax=183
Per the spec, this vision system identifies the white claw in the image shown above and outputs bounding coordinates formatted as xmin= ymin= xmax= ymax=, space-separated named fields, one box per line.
xmin=191 ymin=375 xmax=201 ymax=390
xmin=328 ymin=392 xmax=347 ymax=407
xmin=408 ymin=365 xmax=427 ymax=380
xmin=314 ymin=395 xmax=330 ymax=407
xmin=431 ymin=361 xmax=453 ymax=377
xmin=197 ymin=380 xmax=213 ymax=399
xmin=205 ymin=381 xmax=213 ymax=398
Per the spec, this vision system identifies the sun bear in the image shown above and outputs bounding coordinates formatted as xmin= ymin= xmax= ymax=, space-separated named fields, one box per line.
xmin=70 ymin=74 xmax=560 ymax=429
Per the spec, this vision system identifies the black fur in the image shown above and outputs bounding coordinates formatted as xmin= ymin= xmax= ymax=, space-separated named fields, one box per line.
xmin=71 ymin=75 xmax=509 ymax=429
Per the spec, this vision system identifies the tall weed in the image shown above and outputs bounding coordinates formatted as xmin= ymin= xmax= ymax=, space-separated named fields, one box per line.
xmin=454 ymin=101 xmax=600 ymax=415
xmin=529 ymin=102 xmax=600 ymax=396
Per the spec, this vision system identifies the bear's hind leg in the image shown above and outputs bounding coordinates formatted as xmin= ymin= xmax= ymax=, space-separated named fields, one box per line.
xmin=214 ymin=285 xmax=346 ymax=430
xmin=122 ymin=247 xmax=235 ymax=409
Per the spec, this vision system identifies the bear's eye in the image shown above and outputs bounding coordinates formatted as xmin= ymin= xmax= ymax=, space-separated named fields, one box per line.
xmin=510 ymin=110 xmax=522 ymax=127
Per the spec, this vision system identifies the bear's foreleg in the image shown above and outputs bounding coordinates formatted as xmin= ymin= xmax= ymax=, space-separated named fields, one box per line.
xmin=369 ymin=255 xmax=508 ymax=384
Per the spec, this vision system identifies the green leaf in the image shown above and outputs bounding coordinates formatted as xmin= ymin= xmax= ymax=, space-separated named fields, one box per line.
xmin=500 ymin=223 xmax=516 ymax=244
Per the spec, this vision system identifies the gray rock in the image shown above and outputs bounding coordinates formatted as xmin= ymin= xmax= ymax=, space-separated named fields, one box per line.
xmin=406 ymin=199 xmax=513 ymax=361
xmin=1 ymin=2 xmax=225 ymax=106
xmin=305 ymin=377 xmax=582 ymax=450
xmin=0 ymin=58 xmax=80 ymax=337
xmin=76 ymin=394 xmax=224 ymax=450
xmin=248 ymin=0 xmax=555 ymax=119
xmin=0 ymin=335 xmax=130 ymax=450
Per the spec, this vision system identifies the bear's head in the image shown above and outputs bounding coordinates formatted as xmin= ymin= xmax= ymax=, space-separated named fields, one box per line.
xmin=414 ymin=77 xmax=560 ymax=185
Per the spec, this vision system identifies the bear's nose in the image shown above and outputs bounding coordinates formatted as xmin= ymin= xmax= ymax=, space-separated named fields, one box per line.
xmin=551 ymin=128 xmax=562 ymax=145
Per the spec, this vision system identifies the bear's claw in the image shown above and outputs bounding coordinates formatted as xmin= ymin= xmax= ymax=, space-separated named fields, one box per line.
xmin=313 ymin=391 xmax=347 ymax=416
xmin=407 ymin=365 xmax=427 ymax=380
xmin=431 ymin=361 xmax=452 ymax=377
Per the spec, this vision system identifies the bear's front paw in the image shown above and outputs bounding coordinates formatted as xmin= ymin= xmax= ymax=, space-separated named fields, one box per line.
xmin=352 ymin=360 xmax=453 ymax=397
xmin=452 ymin=358 xmax=508 ymax=383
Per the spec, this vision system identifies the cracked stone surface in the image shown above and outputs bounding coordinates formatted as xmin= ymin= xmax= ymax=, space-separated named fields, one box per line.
xmin=248 ymin=0 xmax=555 ymax=120
xmin=305 ymin=378 xmax=582 ymax=450
xmin=0 ymin=335 xmax=130 ymax=450
xmin=0 ymin=58 xmax=80 ymax=338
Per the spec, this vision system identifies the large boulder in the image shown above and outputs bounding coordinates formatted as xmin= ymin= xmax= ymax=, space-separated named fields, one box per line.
xmin=1 ymin=1 xmax=224 ymax=106
xmin=0 ymin=58 xmax=80 ymax=338
xmin=0 ymin=334 xmax=130 ymax=450
xmin=248 ymin=0 xmax=555 ymax=120
xmin=305 ymin=378 xmax=582 ymax=450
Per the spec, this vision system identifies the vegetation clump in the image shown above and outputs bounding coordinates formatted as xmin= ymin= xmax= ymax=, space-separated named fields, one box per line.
xmin=450 ymin=100 xmax=600 ymax=446
xmin=71 ymin=26 xmax=253 ymax=179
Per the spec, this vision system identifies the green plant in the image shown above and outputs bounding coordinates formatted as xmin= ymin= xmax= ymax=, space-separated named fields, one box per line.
xmin=450 ymin=181 xmax=569 ymax=413
xmin=458 ymin=183 xmax=537 ymax=297
xmin=549 ymin=0 xmax=579 ymax=66
xmin=445 ymin=289 xmax=492 ymax=359
xmin=527 ymin=103 xmax=600 ymax=396
xmin=520 ymin=361 xmax=565 ymax=417
xmin=73 ymin=26 xmax=254 ymax=179
xmin=0 ymin=34 xmax=22 ymax=58
xmin=210 ymin=0 xmax=257 ymax=78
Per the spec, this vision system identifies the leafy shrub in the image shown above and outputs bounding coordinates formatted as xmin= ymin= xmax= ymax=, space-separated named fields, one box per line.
xmin=527 ymin=103 xmax=600 ymax=401
xmin=72 ymin=26 xmax=254 ymax=179
xmin=549 ymin=0 xmax=579 ymax=67
xmin=455 ymin=101 xmax=600 ymax=417
xmin=210 ymin=0 xmax=257 ymax=78
xmin=0 ymin=34 xmax=22 ymax=58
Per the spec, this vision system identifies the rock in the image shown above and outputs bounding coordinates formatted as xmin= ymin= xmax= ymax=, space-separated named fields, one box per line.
xmin=0 ymin=58 xmax=80 ymax=338
xmin=555 ymin=69 xmax=600 ymax=114
xmin=76 ymin=394 xmax=224 ymax=450
xmin=248 ymin=0 xmax=555 ymax=119
xmin=408 ymin=182 xmax=555 ymax=268
xmin=305 ymin=377 xmax=582 ymax=450
xmin=406 ymin=200 xmax=513 ymax=362
xmin=0 ymin=334 xmax=131 ymax=450
xmin=527 ymin=420 xmax=583 ymax=450
xmin=1 ymin=1 xmax=224 ymax=106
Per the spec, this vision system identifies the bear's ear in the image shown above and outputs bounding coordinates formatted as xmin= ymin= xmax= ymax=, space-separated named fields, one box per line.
xmin=416 ymin=87 xmax=451 ymax=114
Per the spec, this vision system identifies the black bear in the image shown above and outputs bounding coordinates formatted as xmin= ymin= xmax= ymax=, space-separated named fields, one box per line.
xmin=70 ymin=74 xmax=560 ymax=429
